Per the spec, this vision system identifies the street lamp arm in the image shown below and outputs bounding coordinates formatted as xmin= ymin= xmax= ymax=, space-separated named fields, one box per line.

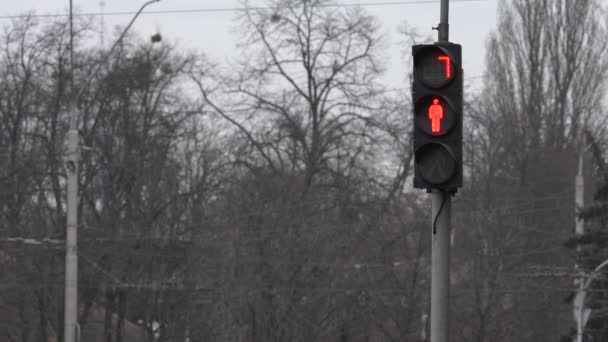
xmin=593 ymin=259 xmax=608 ymax=273
xmin=574 ymin=258 xmax=608 ymax=342
xmin=73 ymin=0 xmax=161 ymax=107
xmin=584 ymin=258 xmax=608 ymax=289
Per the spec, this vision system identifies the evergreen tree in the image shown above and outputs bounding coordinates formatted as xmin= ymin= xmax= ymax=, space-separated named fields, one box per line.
xmin=566 ymin=134 xmax=608 ymax=341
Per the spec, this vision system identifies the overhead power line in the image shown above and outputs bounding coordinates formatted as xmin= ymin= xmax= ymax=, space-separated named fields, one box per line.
xmin=0 ymin=0 xmax=487 ymax=20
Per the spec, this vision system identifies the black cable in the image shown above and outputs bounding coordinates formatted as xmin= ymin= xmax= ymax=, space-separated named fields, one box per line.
xmin=0 ymin=0 xmax=487 ymax=20
xmin=432 ymin=191 xmax=449 ymax=235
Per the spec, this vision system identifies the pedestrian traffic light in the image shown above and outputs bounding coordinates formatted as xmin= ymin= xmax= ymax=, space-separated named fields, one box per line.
xmin=412 ymin=42 xmax=463 ymax=191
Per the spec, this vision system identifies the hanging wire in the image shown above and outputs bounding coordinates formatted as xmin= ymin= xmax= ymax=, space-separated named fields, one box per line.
xmin=0 ymin=0 xmax=487 ymax=20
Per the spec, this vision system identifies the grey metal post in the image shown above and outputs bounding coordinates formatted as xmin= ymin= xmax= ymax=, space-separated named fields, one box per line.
xmin=438 ymin=0 xmax=449 ymax=42
xmin=431 ymin=191 xmax=451 ymax=342
xmin=430 ymin=1 xmax=451 ymax=342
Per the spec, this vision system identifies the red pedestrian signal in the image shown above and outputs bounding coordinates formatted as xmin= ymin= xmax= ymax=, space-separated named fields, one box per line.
xmin=412 ymin=43 xmax=463 ymax=191
xmin=428 ymin=99 xmax=443 ymax=133
xmin=415 ymin=96 xmax=456 ymax=137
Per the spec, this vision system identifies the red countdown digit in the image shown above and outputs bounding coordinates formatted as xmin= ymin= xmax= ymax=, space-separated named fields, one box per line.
xmin=437 ymin=55 xmax=452 ymax=79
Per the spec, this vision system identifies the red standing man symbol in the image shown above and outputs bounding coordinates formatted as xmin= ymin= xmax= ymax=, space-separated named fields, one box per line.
xmin=428 ymin=98 xmax=444 ymax=133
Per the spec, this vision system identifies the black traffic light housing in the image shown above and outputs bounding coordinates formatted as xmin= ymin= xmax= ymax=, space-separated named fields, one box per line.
xmin=412 ymin=42 xmax=463 ymax=192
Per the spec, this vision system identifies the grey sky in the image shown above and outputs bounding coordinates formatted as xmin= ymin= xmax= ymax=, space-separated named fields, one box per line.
xmin=3 ymin=0 xmax=498 ymax=89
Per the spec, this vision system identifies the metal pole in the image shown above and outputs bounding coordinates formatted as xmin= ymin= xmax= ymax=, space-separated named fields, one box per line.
xmin=431 ymin=191 xmax=451 ymax=342
xmin=63 ymin=2 xmax=161 ymax=342
xmin=430 ymin=1 xmax=451 ymax=341
xmin=438 ymin=0 xmax=449 ymax=42
xmin=437 ymin=0 xmax=450 ymax=42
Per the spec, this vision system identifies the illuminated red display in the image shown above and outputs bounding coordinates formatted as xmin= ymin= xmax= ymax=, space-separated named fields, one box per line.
xmin=437 ymin=55 xmax=452 ymax=79
xmin=428 ymin=99 xmax=444 ymax=133
xmin=415 ymin=48 xmax=455 ymax=88
xmin=415 ymin=96 xmax=454 ymax=136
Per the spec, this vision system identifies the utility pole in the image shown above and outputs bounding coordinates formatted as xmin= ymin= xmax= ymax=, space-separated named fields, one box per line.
xmin=63 ymin=2 xmax=161 ymax=342
xmin=573 ymin=142 xmax=591 ymax=342
xmin=64 ymin=127 xmax=79 ymax=342
xmin=431 ymin=1 xmax=450 ymax=342
xmin=64 ymin=1 xmax=79 ymax=341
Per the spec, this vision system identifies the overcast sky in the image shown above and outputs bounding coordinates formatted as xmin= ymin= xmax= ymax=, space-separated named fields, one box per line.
xmin=3 ymin=0 xmax=498 ymax=89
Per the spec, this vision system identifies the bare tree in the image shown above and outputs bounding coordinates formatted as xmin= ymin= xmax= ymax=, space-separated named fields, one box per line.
xmin=0 ymin=16 xmax=78 ymax=342
xmin=191 ymin=1 xmax=427 ymax=340
xmin=479 ymin=0 xmax=608 ymax=178
xmin=0 ymin=3 xmax=434 ymax=342
xmin=452 ymin=1 xmax=608 ymax=341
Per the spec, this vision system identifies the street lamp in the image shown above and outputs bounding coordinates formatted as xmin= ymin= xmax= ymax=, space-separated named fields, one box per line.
xmin=64 ymin=2 xmax=161 ymax=342
xmin=574 ymin=258 xmax=608 ymax=342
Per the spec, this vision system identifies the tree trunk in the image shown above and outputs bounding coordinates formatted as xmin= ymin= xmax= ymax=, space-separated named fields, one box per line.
xmin=116 ymin=290 xmax=127 ymax=342
xmin=105 ymin=290 xmax=115 ymax=342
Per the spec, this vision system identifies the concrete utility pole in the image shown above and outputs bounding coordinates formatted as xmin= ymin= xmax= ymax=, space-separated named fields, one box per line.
xmin=430 ymin=1 xmax=451 ymax=342
xmin=63 ymin=2 xmax=161 ymax=342
xmin=64 ymin=129 xmax=79 ymax=342
xmin=64 ymin=2 xmax=79 ymax=341
xmin=573 ymin=143 xmax=591 ymax=342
